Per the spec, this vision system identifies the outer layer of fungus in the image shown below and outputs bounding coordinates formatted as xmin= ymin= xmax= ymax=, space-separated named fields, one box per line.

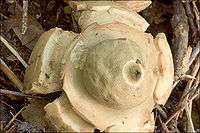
xmin=23 ymin=1 xmax=174 ymax=132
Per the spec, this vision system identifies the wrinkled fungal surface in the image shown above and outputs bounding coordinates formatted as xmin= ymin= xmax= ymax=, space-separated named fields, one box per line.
xmin=23 ymin=1 xmax=174 ymax=132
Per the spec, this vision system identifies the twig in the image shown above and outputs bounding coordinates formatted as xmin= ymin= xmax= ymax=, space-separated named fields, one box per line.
xmin=171 ymin=0 xmax=189 ymax=78
xmin=180 ymin=74 xmax=196 ymax=80
xmin=189 ymin=70 xmax=200 ymax=100
xmin=189 ymin=86 xmax=200 ymax=101
xmin=22 ymin=0 xmax=28 ymax=34
xmin=183 ymin=0 xmax=197 ymax=37
xmin=10 ymin=111 xmax=22 ymax=123
xmin=0 ymin=59 xmax=24 ymax=91
xmin=182 ymin=55 xmax=199 ymax=99
xmin=185 ymin=95 xmax=195 ymax=132
xmin=0 ymin=35 xmax=28 ymax=68
xmin=172 ymin=74 xmax=196 ymax=89
xmin=5 ymin=124 xmax=16 ymax=133
xmin=164 ymin=108 xmax=182 ymax=126
xmin=0 ymin=89 xmax=44 ymax=99
xmin=0 ymin=13 xmax=8 ymax=19
xmin=192 ymin=1 xmax=200 ymax=34
xmin=0 ymin=101 xmax=16 ymax=112
xmin=158 ymin=115 xmax=170 ymax=132
xmin=172 ymin=79 xmax=181 ymax=89
xmin=0 ymin=89 xmax=28 ymax=98
xmin=3 ymin=106 xmax=25 ymax=131
xmin=165 ymin=56 xmax=199 ymax=127
xmin=188 ymin=41 xmax=199 ymax=67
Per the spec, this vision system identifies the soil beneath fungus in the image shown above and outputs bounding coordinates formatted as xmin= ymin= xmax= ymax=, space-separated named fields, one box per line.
xmin=0 ymin=0 xmax=199 ymax=132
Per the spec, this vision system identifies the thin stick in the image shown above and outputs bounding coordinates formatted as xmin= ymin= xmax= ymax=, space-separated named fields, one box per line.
xmin=183 ymin=0 xmax=197 ymax=37
xmin=172 ymin=79 xmax=180 ymax=89
xmin=172 ymin=74 xmax=195 ymax=89
xmin=189 ymin=87 xmax=199 ymax=101
xmin=166 ymin=57 xmax=199 ymax=130
xmin=182 ymin=55 xmax=199 ymax=99
xmin=189 ymin=70 xmax=200 ymax=99
xmin=3 ymin=106 xmax=25 ymax=131
xmin=181 ymin=74 xmax=196 ymax=80
xmin=158 ymin=115 xmax=169 ymax=132
xmin=192 ymin=1 xmax=200 ymax=33
xmin=0 ymin=101 xmax=16 ymax=111
xmin=0 ymin=89 xmax=44 ymax=99
xmin=0 ymin=59 xmax=24 ymax=91
xmin=185 ymin=96 xmax=195 ymax=132
xmin=0 ymin=36 xmax=28 ymax=68
xmin=22 ymin=0 xmax=28 ymax=34
xmin=188 ymin=42 xmax=199 ymax=67
xmin=164 ymin=108 xmax=182 ymax=125
xmin=0 ymin=13 xmax=8 ymax=19
xmin=0 ymin=89 xmax=28 ymax=98
xmin=165 ymin=60 xmax=199 ymax=126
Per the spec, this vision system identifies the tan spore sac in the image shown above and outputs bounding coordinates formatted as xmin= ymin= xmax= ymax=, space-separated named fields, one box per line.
xmin=23 ymin=1 xmax=174 ymax=132
xmin=60 ymin=22 xmax=172 ymax=132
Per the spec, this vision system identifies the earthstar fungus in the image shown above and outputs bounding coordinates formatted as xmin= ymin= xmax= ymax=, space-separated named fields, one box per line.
xmin=23 ymin=1 xmax=174 ymax=132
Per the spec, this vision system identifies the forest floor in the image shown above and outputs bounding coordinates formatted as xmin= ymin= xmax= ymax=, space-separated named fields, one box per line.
xmin=0 ymin=0 xmax=199 ymax=132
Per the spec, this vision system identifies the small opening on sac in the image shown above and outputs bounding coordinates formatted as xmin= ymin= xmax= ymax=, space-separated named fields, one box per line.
xmin=122 ymin=59 xmax=144 ymax=86
xmin=128 ymin=67 xmax=142 ymax=81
